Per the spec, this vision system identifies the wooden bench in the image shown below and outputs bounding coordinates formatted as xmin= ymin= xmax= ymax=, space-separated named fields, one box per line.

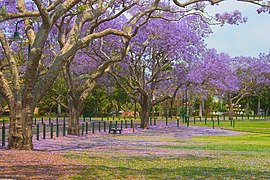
xmin=109 ymin=124 xmax=122 ymax=134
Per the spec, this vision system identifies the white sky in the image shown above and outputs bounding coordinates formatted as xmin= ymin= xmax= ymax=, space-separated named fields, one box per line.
xmin=205 ymin=0 xmax=270 ymax=57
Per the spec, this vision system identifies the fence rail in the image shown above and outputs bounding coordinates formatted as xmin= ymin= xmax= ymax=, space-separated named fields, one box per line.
xmin=1 ymin=114 xmax=268 ymax=147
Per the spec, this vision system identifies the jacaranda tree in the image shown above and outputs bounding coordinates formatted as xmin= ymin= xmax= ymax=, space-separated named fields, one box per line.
xmin=110 ymin=14 xmax=212 ymax=128
xmin=0 ymin=0 xmax=269 ymax=149
xmin=0 ymin=0 xmax=157 ymax=150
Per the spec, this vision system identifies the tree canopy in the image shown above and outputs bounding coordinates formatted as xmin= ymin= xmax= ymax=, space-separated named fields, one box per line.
xmin=0 ymin=0 xmax=270 ymax=149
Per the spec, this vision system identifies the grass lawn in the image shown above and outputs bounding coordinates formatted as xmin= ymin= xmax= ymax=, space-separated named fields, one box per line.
xmin=1 ymin=117 xmax=269 ymax=179
xmin=62 ymin=120 xmax=270 ymax=179
xmin=193 ymin=118 xmax=270 ymax=134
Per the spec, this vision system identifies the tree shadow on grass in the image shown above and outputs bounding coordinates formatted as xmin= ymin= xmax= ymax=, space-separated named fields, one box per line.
xmin=0 ymin=150 xmax=84 ymax=180
xmin=76 ymin=165 xmax=270 ymax=179
xmin=0 ymin=164 xmax=83 ymax=180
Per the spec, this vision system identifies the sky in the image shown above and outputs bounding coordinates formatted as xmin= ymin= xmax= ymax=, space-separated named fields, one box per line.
xmin=205 ymin=0 xmax=270 ymax=58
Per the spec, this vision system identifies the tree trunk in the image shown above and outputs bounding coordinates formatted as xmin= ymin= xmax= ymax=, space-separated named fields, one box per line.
xmin=266 ymin=107 xmax=269 ymax=116
xmin=0 ymin=95 xmax=3 ymax=117
xmin=140 ymin=104 xmax=149 ymax=129
xmin=117 ymin=101 xmax=121 ymax=117
xmin=177 ymin=106 xmax=180 ymax=117
xmin=57 ymin=103 xmax=62 ymax=116
xmin=199 ymin=98 xmax=203 ymax=117
xmin=246 ymin=100 xmax=250 ymax=115
xmin=160 ymin=104 xmax=164 ymax=117
xmin=8 ymin=102 xmax=33 ymax=150
xmin=68 ymin=99 xmax=81 ymax=136
xmin=140 ymin=97 xmax=150 ymax=129
xmin=228 ymin=97 xmax=233 ymax=120
xmin=257 ymin=96 xmax=261 ymax=116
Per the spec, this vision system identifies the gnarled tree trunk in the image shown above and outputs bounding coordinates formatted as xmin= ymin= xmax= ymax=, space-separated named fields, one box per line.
xmin=8 ymin=97 xmax=34 ymax=150
xmin=67 ymin=98 xmax=82 ymax=136
xmin=140 ymin=96 xmax=150 ymax=129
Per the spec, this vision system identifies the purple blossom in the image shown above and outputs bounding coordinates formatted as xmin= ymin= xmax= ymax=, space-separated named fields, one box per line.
xmin=215 ymin=10 xmax=247 ymax=25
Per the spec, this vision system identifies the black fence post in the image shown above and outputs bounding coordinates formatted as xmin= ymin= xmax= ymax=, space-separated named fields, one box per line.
xmin=43 ymin=123 xmax=46 ymax=139
xmin=82 ymin=123 xmax=84 ymax=135
xmin=36 ymin=124 xmax=39 ymax=140
xmin=92 ymin=122 xmax=95 ymax=133
xmin=50 ymin=123 xmax=53 ymax=138
xmin=2 ymin=120 xmax=5 ymax=146
xmin=86 ymin=122 xmax=89 ymax=134
xmin=63 ymin=119 xmax=66 ymax=136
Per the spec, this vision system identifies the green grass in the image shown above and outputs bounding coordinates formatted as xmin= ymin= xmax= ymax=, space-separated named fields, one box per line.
xmin=192 ymin=119 xmax=270 ymax=134
xmin=59 ymin=119 xmax=270 ymax=179
xmin=155 ymin=134 xmax=270 ymax=153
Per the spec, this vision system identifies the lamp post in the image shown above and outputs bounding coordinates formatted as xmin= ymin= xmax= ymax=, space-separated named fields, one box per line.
xmin=14 ymin=20 xmax=24 ymax=39
xmin=9 ymin=20 xmax=31 ymax=57
xmin=9 ymin=20 xmax=24 ymax=42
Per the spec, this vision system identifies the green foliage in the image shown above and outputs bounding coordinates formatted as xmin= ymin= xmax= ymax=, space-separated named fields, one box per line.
xmin=111 ymin=86 xmax=129 ymax=104
xmin=77 ymin=4 xmax=86 ymax=13
xmin=204 ymin=96 xmax=220 ymax=114
xmin=38 ymin=77 xmax=67 ymax=115
xmin=83 ymin=86 xmax=111 ymax=114
xmin=1 ymin=6 xmax=7 ymax=15
xmin=83 ymin=84 xmax=132 ymax=116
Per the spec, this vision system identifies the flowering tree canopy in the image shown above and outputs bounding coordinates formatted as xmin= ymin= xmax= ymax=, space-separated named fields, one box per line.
xmin=0 ymin=0 xmax=269 ymax=149
xmin=0 ymin=0 xmax=160 ymax=149
xmin=110 ymin=13 xmax=212 ymax=128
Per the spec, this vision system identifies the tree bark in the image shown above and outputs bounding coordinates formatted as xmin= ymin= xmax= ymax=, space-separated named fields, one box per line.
xmin=257 ymin=96 xmax=261 ymax=116
xmin=199 ymin=98 xmax=203 ymax=117
xmin=246 ymin=99 xmax=250 ymax=115
xmin=8 ymin=101 xmax=34 ymax=150
xmin=140 ymin=97 xmax=150 ymax=129
xmin=58 ymin=103 xmax=62 ymax=116
xmin=228 ymin=97 xmax=233 ymax=120
xmin=0 ymin=95 xmax=3 ymax=117
xmin=67 ymin=98 xmax=81 ymax=136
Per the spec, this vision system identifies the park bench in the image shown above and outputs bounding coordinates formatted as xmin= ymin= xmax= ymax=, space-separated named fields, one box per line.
xmin=109 ymin=124 xmax=122 ymax=134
